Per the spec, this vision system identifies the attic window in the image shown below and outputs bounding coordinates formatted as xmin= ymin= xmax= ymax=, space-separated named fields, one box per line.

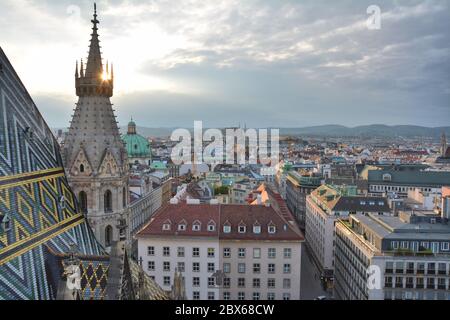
xmin=382 ymin=173 xmax=392 ymax=181
xmin=360 ymin=201 xmax=366 ymax=205
xmin=378 ymin=201 xmax=384 ymax=206
xmin=162 ymin=221 xmax=171 ymax=231
xmin=178 ymin=223 xmax=186 ymax=231
xmin=268 ymin=224 xmax=276 ymax=234
xmin=238 ymin=224 xmax=246 ymax=234
xmin=253 ymin=224 xmax=261 ymax=234
xmin=207 ymin=221 xmax=216 ymax=232
xmin=1 ymin=214 xmax=11 ymax=232
xmin=223 ymin=223 xmax=231 ymax=234
xmin=192 ymin=221 xmax=201 ymax=231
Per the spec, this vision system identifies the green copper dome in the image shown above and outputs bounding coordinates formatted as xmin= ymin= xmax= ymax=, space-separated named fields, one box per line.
xmin=121 ymin=119 xmax=152 ymax=158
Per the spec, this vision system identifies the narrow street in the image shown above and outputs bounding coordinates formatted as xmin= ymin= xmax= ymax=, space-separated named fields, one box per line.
xmin=300 ymin=245 xmax=334 ymax=300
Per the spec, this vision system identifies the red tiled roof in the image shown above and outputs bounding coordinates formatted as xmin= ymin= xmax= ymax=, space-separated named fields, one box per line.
xmin=136 ymin=202 xmax=304 ymax=241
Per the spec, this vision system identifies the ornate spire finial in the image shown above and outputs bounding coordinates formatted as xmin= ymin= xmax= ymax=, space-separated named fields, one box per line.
xmin=92 ymin=3 xmax=99 ymax=28
xmin=75 ymin=60 xmax=79 ymax=78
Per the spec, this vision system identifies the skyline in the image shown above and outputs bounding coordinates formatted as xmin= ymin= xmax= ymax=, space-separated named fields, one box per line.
xmin=1 ymin=0 xmax=449 ymax=128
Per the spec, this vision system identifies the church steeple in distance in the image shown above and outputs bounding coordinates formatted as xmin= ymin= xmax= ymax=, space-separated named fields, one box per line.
xmin=75 ymin=3 xmax=113 ymax=97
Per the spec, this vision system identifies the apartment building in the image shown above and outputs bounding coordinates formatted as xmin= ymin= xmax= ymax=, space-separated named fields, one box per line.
xmin=334 ymin=211 xmax=450 ymax=300
xmin=305 ymin=185 xmax=390 ymax=284
xmin=367 ymin=169 xmax=450 ymax=197
xmin=285 ymin=171 xmax=322 ymax=229
xmin=136 ymin=201 xmax=304 ymax=300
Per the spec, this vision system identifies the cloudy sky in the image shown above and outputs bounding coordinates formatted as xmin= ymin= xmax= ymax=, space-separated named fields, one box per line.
xmin=1 ymin=0 xmax=449 ymax=128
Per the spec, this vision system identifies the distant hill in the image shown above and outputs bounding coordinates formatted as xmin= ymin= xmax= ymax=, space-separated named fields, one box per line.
xmin=54 ymin=125 xmax=450 ymax=139
xmin=278 ymin=125 xmax=450 ymax=138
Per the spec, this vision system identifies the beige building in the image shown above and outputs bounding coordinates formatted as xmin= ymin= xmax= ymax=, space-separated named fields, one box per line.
xmin=136 ymin=201 xmax=304 ymax=300
xmin=305 ymin=185 xmax=390 ymax=283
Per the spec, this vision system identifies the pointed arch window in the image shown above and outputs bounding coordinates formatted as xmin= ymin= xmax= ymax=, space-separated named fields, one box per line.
xmin=105 ymin=225 xmax=113 ymax=247
xmin=104 ymin=190 xmax=112 ymax=213
xmin=122 ymin=187 xmax=127 ymax=208
xmin=80 ymin=164 xmax=85 ymax=173
xmin=79 ymin=191 xmax=88 ymax=214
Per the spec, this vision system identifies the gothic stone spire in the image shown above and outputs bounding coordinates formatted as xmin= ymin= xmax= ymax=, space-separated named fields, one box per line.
xmin=75 ymin=3 xmax=113 ymax=97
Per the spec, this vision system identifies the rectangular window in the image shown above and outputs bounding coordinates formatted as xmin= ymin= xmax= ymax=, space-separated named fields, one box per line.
xmin=253 ymin=248 xmax=261 ymax=259
xmin=193 ymin=262 xmax=200 ymax=272
xmin=238 ymin=263 xmax=246 ymax=274
xmin=253 ymin=292 xmax=260 ymax=300
xmin=283 ymin=264 xmax=291 ymax=274
xmin=223 ymin=263 xmax=231 ymax=274
xmin=267 ymin=278 xmax=276 ymax=288
xmin=267 ymin=293 xmax=275 ymax=300
xmin=223 ymin=292 xmax=230 ymax=300
xmin=147 ymin=246 xmax=155 ymax=256
xmin=177 ymin=247 xmax=185 ymax=257
xmin=223 ymin=248 xmax=231 ymax=258
xmin=163 ymin=247 xmax=170 ymax=257
xmin=223 ymin=278 xmax=230 ymax=288
xmin=193 ymin=291 xmax=200 ymax=300
xmin=208 ymin=263 xmax=215 ymax=273
xmin=253 ymin=263 xmax=261 ymax=274
xmin=163 ymin=261 xmax=170 ymax=272
xmin=284 ymin=248 xmax=292 ymax=259
xmin=283 ymin=293 xmax=291 ymax=300
xmin=268 ymin=264 xmax=275 ymax=274
xmin=442 ymin=242 xmax=450 ymax=251
xmin=208 ymin=277 xmax=215 ymax=287
xmin=163 ymin=276 xmax=170 ymax=286
xmin=208 ymin=248 xmax=215 ymax=258
xmin=253 ymin=278 xmax=261 ymax=288
xmin=268 ymin=248 xmax=276 ymax=259
xmin=192 ymin=247 xmax=200 ymax=257
xmin=193 ymin=277 xmax=200 ymax=287
xmin=208 ymin=292 xmax=215 ymax=300
xmin=238 ymin=292 xmax=245 ymax=300
xmin=238 ymin=248 xmax=246 ymax=258
xmin=238 ymin=278 xmax=246 ymax=288
xmin=283 ymin=278 xmax=291 ymax=289
xmin=177 ymin=262 xmax=185 ymax=273
xmin=147 ymin=261 xmax=155 ymax=271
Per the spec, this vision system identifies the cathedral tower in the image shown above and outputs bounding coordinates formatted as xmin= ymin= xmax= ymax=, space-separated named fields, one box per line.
xmin=63 ymin=4 xmax=128 ymax=248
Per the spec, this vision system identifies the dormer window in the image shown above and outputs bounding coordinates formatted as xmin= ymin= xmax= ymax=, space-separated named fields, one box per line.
xmin=192 ymin=220 xmax=201 ymax=231
xmin=1 ymin=214 xmax=11 ymax=232
xmin=223 ymin=221 xmax=231 ymax=233
xmin=253 ymin=222 xmax=261 ymax=234
xmin=178 ymin=220 xmax=187 ymax=231
xmin=207 ymin=221 xmax=216 ymax=232
xmin=382 ymin=173 xmax=392 ymax=181
xmin=238 ymin=224 xmax=246 ymax=234
xmin=268 ymin=222 xmax=276 ymax=234
xmin=162 ymin=220 xmax=171 ymax=231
